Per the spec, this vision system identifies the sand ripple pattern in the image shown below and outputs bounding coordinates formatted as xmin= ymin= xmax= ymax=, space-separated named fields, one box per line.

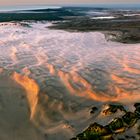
xmin=0 ymin=22 xmax=140 ymax=139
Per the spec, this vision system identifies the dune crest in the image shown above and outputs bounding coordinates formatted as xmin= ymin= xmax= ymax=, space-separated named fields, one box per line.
xmin=0 ymin=68 xmax=3 ymax=73
xmin=12 ymin=72 xmax=39 ymax=120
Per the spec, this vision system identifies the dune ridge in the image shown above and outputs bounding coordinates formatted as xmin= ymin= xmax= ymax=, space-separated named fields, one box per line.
xmin=12 ymin=72 xmax=39 ymax=120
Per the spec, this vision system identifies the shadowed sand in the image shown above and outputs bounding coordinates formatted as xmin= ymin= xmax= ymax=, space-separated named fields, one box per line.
xmin=0 ymin=73 xmax=44 ymax=140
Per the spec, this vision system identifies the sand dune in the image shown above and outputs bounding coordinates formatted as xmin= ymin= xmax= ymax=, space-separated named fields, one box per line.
xmin=0 ymin=22 xmax=140 ymax=139
xmin=12 ymin=72 xmax=39 ymax=120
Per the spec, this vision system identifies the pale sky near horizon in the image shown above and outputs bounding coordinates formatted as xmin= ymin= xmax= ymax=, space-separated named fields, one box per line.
xmin=0 ymin=0 xmax=139 ymax=6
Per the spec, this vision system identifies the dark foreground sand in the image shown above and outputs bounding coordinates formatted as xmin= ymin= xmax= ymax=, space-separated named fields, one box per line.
xmin=0 ymin=73 xmax=44 ymax=140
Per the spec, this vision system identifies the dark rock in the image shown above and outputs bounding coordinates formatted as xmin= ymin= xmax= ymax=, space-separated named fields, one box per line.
xmin=103 ymin=104 xmax=126 ymax=115
xmin=122 ymin=112 xmax=138 ymax=127
xmin=86 ymin=123 xmax=111 ymax=136
xmin=70 ymin=138 xmax=77 ymax=140
xmin=71 ymin=123 xmax=113 ymax=140
xmin=134 ymin=103 xmax=140 ymax=108
xmin=71 ymin=103 xmax=140 ymax=140
xmin=106 ymin=118 xmax=125 ymax=134
xmin=125 ymin=135 xmax=135 ymax=139
xmin=134 ymin=103 xmax=140 ymax=117
xmin=90 ymin=107 xmax=98 ymax=114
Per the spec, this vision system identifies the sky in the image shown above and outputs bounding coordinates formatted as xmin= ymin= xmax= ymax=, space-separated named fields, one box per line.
xmin=0 ymin=0 xmax=139 ymax=6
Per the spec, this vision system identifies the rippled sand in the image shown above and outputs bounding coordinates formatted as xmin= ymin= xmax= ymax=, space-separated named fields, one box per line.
xmin=0 ymin=22 xmax=140 ymax=139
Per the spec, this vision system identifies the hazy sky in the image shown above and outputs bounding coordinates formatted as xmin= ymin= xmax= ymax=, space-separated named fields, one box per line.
xmin=0 ymin=0 xmax=139 ymax=6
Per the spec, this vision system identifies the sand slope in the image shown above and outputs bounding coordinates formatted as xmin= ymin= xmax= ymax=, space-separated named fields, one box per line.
xmin=0 ymin=74 xmax=44 ymax=140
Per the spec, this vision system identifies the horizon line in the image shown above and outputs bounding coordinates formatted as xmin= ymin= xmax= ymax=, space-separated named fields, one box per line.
xmin=0 ymin=3 xmax=140 ymax=6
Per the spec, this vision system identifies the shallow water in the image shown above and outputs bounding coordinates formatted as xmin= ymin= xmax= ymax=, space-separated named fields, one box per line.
xmin=0 ymin=22 xmax=140 ymax=139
